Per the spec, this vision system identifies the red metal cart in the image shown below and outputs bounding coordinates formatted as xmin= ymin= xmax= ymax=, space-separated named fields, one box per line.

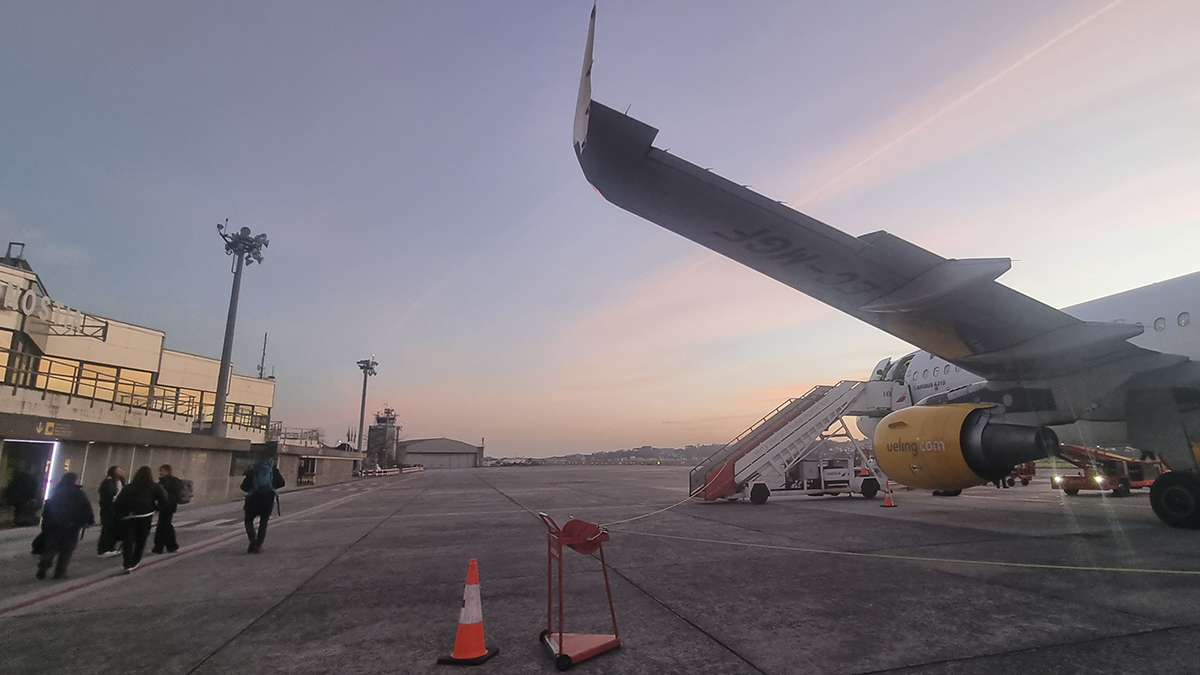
xmin=538 ymin=513 xmax=621 ymax=671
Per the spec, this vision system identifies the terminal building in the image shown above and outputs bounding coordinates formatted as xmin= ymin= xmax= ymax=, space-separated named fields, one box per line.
xmin=0 ymin=243 xmax=359 ymax=520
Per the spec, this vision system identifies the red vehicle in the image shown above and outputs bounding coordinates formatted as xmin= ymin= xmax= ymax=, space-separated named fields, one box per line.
xmin=1051 ymin=445 xmax=1169 ymax=497
xmin=1006 ymin=462 xmax=1036 ymax=487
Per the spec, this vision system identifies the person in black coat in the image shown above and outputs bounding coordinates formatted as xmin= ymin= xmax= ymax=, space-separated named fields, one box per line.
xmin=96 ymin=466 xmax=125 ymax=556
xmin=37 ymin=473 xmax=95 ymax=580
xmin=113 ymin=466 xmax=169 ymax=573
xmin=152 ymin=464 xmax=184 ymax=554
xmin=4 ymin=470 xmax=41 ymax=527
xmin=241 ymin=458 xmax=285 ymax=554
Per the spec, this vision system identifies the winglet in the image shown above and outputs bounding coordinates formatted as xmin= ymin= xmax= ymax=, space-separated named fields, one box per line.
xmin=572 ymin=4 xmax=596 ymax=153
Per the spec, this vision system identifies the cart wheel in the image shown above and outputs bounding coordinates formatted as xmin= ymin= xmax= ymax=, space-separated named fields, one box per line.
xmin=539 ymin=629 xmax=549 ymax=641
xmin=1113 ymin=480 xmax=1131 ymax=498
xmin=1021 ymin=478 xmax=1030 ymax=486
xmin=1063 ymin=488 xmax=1079 ymax=496
xmin=750 ymin=483 xmax=770 ymax=505
xmin=860 ymin=479 xmax=879 ymax=500
xmin=932 ymin=489 xmax=962 ymax=497
xmin=1006 ymin=477 xmax=1016 ymax=487
xmin=556 ymin=654 xmax=573 ymax=671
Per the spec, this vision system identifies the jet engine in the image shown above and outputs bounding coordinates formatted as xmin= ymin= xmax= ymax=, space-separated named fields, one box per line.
xmin=872 ymin=404 xmax=1059 ymax=490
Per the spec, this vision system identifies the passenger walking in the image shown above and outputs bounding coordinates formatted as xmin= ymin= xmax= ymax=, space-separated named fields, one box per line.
xmin=36 ymin=473 xmax=95 ymax=580
xmin=241 ymin=458 xmax=284 ymax=554
xmin=152 ymin=464 xmax=184 ymax=554
xmin=96 ymin=466 xmax=125 ymax=556
xmin=113 ymin=466 xmax=169 ymax=573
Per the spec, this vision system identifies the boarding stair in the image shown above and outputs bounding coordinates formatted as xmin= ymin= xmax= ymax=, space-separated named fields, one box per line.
xmin=690 ymin=380 xmax=906 ymax=503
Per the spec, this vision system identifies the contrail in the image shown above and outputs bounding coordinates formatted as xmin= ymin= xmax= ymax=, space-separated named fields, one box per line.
xmin=796 ymin=0 xmax=1126 ymax=208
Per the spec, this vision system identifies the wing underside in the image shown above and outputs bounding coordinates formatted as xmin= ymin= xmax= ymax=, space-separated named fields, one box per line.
xmin=572 ymin=15 xmax=1158 ymax=383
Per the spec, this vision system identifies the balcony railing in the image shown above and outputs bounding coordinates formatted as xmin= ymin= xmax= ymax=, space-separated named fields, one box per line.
xmin=1 ymin=346 xmax=268 ymax=431
xmin=2 ymin=347 xmax=199 ymax=419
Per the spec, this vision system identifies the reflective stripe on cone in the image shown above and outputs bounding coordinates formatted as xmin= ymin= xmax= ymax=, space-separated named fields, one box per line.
xmin=438 ymin=558 xmax=499 ymax=667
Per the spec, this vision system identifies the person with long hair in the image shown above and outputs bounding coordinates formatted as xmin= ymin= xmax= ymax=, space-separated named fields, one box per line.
xmin=96 ymin=466 xmax=125 ymax=556
xmin=112 ymin=466 xmax=168 ymax=573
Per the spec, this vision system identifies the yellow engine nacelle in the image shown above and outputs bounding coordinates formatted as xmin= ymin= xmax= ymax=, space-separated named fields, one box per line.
xmin=873 ymin=404 xmax=1058 ymax=491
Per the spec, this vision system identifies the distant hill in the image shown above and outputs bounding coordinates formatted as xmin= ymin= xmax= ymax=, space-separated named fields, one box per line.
xmin=535 ymin=444 xmax=727 ymax=466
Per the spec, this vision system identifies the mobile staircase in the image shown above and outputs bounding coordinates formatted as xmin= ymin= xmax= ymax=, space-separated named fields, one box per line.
xmin=689 ymin=379 xmax=906 ymax=504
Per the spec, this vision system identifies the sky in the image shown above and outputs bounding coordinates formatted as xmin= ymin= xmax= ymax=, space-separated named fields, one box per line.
xmin=1 ymin=1 xmax=1198 ymax=457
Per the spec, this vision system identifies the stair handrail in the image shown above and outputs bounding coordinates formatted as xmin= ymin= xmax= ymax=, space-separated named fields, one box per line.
xmin=735 ymin=380 xmax=866 ymax=479
xmin=688 ymin=383 xmax=831 ymax=485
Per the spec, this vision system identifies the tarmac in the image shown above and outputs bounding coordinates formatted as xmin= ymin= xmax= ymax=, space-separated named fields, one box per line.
xmin=3 ymin=465 xmax=1200 ymax=674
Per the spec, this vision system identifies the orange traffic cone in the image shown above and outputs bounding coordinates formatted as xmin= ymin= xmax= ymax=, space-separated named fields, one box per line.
xmin=881 ymin=492 xmax=897 ymax=508
xmin=438 ymin=559 xmax=500 ymax=666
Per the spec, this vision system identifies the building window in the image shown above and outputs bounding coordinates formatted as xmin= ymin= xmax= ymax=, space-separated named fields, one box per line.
xmin=1180 ymin=312 xmax=1191 ymax=327
xmin=77 ymin=363 xmax=118 ymax=401
xmin=1154 ymin=317 xmax=1166 ymax=332
xmin=38 ymin=357 xmax=78 ymax=394
xmin=298 ymin=457 xmax=317 ymax=486
xmin=115 ymin=368 xmax=152 ymax=407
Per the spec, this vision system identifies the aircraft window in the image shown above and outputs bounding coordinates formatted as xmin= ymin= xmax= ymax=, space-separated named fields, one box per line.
xmin=1154 ymin=317 xmax=1166 ymax=332
xmin=955 ymin=366 xmax=961 ymax=372
xmin=933 ymin=367 xmax=940 ymax=376
xmin=923 ymin=369 xmax=929 ymax=378
xmin=1180 ymin=312 xmax=1191 ymax=327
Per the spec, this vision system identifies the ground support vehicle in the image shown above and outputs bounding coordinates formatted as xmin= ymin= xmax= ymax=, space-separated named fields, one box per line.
xmin=1051 ymin=445 xmax=1168 ymax=497
xmin=995 ymin=462 xmax=1036 ymax=488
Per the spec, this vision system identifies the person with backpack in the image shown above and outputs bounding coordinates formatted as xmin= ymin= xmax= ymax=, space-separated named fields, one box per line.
xmin=152 ymin=464 xmax=184 ymax=554
xmin=36 ymin=473 xmax=95 ymax=580
xmin=113 ymin=466 xmax=169 ymax=573
xmin=96 ymin=466 xmax=125 ymax=556
xmin=241 ymin=457 xmax=284 ymax=554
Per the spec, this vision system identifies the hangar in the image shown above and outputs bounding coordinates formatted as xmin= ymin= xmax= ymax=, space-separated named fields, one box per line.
xmin=398 ymin=438 xmax=484 ymax=469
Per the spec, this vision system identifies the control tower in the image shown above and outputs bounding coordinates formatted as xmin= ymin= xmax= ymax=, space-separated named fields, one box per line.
xmin=366 ymin=405 xmax=401 ymax=469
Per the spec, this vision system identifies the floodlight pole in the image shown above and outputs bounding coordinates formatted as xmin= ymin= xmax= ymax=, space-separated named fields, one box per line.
xmin=213 ymin=220 xmax=268 ymax=438
xmin=357 ymin=356 xmax=378 ymax=459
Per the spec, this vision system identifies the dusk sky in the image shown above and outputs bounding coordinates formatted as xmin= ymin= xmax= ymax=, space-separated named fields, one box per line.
xmin=2 ymin=1 xmax=1197 ymax=457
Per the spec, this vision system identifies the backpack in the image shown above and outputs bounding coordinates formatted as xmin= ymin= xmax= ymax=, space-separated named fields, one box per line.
xmin=251 ymin=462 xmax=277 ymax=497
xmin=177 ymin=478 xmax=193 ymax=505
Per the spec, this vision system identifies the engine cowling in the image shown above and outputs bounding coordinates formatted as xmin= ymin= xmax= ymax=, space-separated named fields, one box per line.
xmin=872 ymin=404 xmax=1059 ymax=490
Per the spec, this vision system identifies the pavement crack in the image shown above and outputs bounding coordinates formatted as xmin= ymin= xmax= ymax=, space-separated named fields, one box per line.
xmin=182 ymin=475 xmax=438 ymax=675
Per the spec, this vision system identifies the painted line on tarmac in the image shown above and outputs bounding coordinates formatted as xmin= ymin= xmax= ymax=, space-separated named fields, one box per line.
xmin=0 ymin=490 xmax=375 ymax=617
xmin=614 ymin=529 xmax=1200 ymax=576
xmin=961 ymin=493 xmax=1149 ymax=508
xmin=191 ymin=518 xmax=241 ymax=528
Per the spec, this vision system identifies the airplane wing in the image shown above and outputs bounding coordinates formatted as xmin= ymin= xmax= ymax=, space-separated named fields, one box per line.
xmin=571 ymin=10 xmax=1166 ymax=383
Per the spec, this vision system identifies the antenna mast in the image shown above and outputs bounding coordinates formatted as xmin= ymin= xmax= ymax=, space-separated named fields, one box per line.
xmin=257 ymin=332 xmax=268 ymax=379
